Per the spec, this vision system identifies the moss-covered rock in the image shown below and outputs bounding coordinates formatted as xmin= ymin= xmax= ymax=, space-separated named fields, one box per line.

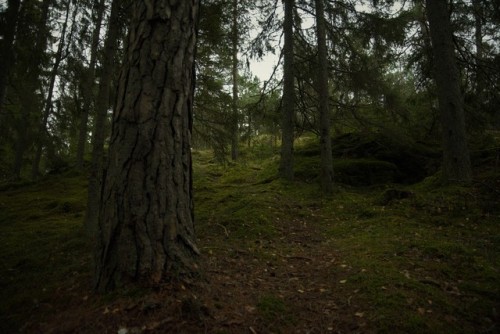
xmin=295 ymin=132 xmax=441 ymax=184
xmin=294 ymin=155 xmax=400 ymax=186
xmin=332 ymin=132 xmax=440 ymax=183
xmin=334 ymin=159 xmax=399 ymax=186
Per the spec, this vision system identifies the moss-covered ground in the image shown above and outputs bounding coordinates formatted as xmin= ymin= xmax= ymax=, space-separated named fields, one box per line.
xmin=0 ymin=141 xmax=499 ymax=333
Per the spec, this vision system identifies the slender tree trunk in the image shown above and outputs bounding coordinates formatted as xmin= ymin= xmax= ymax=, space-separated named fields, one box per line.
xmin=13 ymin=124 xmax=27 ymax=178
xmin=279 ymin=0 xmax=295 ymax=180
xmin=230 ymin=0 xmax=239 ymax=160
xmin=94 ymin=0 xmax=200 ymax=292
xmin=425 ymin=0 xmax=471 ymax=183
xmin=11 ymin=0 xmax=51 ymax=179
xmin=0 ymin=0 xmax=21 ymax=118
xmin=76 ymin=0 xmax=106 ymax=170
xmin=32 ymin=0 xmax=72 ymax=179
xmin=472 ymin=0 xmax=485 ymax=99
xmin=85 ymin=0 xmax=121 ymax=236
xmin=314 ymin=0 xmax=334 ymax=194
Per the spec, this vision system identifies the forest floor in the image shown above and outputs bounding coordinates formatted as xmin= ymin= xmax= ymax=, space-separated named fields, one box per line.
xmin=1 ymin=142 xmax=499 ymax=333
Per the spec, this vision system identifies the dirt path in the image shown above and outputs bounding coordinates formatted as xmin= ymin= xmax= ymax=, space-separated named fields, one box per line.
xmin=200 ymin=215 xmax=363 ymax=334
xmin=29 ymin=209 xmax=367 ymax=334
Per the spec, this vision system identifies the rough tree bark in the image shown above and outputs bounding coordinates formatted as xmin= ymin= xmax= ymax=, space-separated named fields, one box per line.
xmin=94 ymin=0 xmax=200 ymax=292
xmin=425 ymin=0 xmax=472 ymax=183
xmin=279 ymin=0 xmax=295 ymax=180
xmin=314 ymin=0 xmax=334 ymax=194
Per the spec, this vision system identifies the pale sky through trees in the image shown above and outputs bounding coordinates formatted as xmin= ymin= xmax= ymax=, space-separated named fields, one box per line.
xmin=250 ymin=52 xmax=280 ymax=81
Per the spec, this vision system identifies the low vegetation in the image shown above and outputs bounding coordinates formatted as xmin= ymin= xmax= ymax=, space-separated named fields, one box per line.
xmin=1 ymin=135 xmax=499 ymax=333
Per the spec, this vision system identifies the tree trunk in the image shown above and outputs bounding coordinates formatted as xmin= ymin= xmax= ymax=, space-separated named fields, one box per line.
xmin=230 ymin=0 xmax=239 ymax=161
xmin=472 ymin=0 xmax=485 ymax=99
xmin=32 ymin=0 xmax=72 ymax=179
xmin=279 ymin=0 xmax=295 ymax=180
xmin=425 ymin=0 xmax=471 ymax=183
xmin=0 ymin=0 xmax=21 ymax=117
xmin=85 ymin=0 xmax=121 ymax=236
xmin=75 ymin=0 xmax=106 ymax=170
xmin=314 ymin=0 xmax=334 ymax=194
xmin=94 ymin=0 xmax=200 ymax=292
xmin=11 ymin=0 xmax=51 ymax=179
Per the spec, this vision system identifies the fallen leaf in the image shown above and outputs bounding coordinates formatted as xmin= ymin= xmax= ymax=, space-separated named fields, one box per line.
xmin=340 ymin=280 xmax=347 ymax=284
xmin=355 ymin=312 xmax=364 ymax=317
xmin=417 ymin=307 xmax=425 ymax=315
xmin=245 ymin=305 xmax=256 ymax=313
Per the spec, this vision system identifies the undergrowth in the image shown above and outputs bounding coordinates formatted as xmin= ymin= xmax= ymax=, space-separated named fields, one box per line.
xmin=0 ymin=142 xmax=498 ymax=333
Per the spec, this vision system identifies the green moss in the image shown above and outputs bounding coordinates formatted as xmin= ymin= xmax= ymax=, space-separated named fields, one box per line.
xmin=335 ymin=159 xmax=399 ymax=185
xmin=257 ymin=294 xmax=290 ymax=324
xmin=0 ymin=174 xmax=89 ymax=332
xmin=1 ymin=145 xmax=499 ymax=333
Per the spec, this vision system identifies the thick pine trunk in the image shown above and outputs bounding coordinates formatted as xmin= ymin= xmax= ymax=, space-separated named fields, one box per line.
xmin=279 ymin=0 xmax=295 ymax=180
xmin=314 ymin=0 xmax=334 ymax=194
xmin=425 ymin=0 xmax=471 ymax=183
xmin=94 ymin=0 xmax=200 ymax=292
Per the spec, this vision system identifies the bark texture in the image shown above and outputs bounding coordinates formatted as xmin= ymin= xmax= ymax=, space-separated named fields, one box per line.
xmin=314 ymin=0 xmax=334 ymax=194
xmin=94 ymin=0 xmax=200 ymax=292
xmin=425 ymin=0 xmax=472 ymax=183
xmin=279 ymin=0 xmax=295 ymax=180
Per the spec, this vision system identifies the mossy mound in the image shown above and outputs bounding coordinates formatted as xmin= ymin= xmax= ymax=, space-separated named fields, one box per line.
xmin=296 ymin=132 xmax=441 ymax=184
xmin=294 ymin=156 xmax=399 ymax=186
xmin=332 ymin=132 xmax=440 ymax=183
xmin=335 ymin=159 xmax=399 ymax=186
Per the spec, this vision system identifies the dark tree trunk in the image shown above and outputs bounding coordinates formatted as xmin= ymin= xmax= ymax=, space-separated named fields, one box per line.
xmin=0 ymin=0 xmax=21 ymax=117
xmin=11 ymin=0 xmax=51 ymax=179
xmin=279 ymin=0 xmax=295 ymax=180
xmin=85 ymin=0 xmax=121 ymax=236
xmin=314 ymin=0 xmax=334 ymax=194
xmin=32 ymin=0 xmax=72 ymax=179
xmin=94 ymin=0 xmax=200 ymax=292
xmin=230 ymin=0 xmax=239 ymax=161
xmin=472 ymin=0 xmax=485 ymax=99
xmin=76 ymin=0 xmax=106 ymax=170
xmin=425 ymin=0 xmax=471 ymax=183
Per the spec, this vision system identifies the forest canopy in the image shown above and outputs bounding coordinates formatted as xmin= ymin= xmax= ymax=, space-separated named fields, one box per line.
xmin=0 ymin=0 xmax=498 ymax=181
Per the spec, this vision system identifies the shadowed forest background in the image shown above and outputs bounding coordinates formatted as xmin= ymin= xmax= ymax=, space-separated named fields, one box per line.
xmin=0 ymin=0 xmax=499 ymax=333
